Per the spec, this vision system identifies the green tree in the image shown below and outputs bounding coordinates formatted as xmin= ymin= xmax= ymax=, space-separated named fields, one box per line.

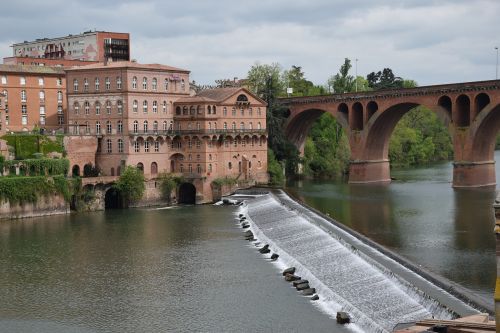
xmin=246 ymin=62 xmax=284 ymax=99
xmin=267 ymin=149 xmax=284 ymax=185
xmin=157 ymin=173 xmax=183 ymax=201
xmin=115 ymin=166 xmax=145 ymax=204
xmin=367 ymin=68 xmax=404 ymax=90
xmin=328 ymin=58 xmax=355 ymax=93
xmin=282 ymin=65 xmax=315 ymax=96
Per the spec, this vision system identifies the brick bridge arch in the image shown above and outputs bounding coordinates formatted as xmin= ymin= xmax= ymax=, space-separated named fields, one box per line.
xmin=281 ymin=80 xmax=500 ymax=187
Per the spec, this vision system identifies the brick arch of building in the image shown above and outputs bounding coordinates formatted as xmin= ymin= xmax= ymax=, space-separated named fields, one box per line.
xmin=282 ymin=81 xmax=500 ymax=188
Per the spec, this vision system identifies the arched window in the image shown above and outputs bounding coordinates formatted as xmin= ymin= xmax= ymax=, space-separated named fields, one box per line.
xmin=181 ymin=79 xmax=185 ymax=90
xmin=232 ymin=107 xmax=236 ymax=116
xmin=152 ymin=100 xmax=158 ymax=113
xmin=223 ymin=107 xmax=227 ymax=116
xmin=39 ymin=90 xmax=45 ymax=101
xmin=84 ymin=78 xmax=89 ymax=91
xmin=106 ymin=139 xmax=112 ymax=153
xmin=117 ymin=120 xmax=123 ymax=133
xmin=151 ymin=162 xmax=158 ymax=175
xmin=164 ymin=78 xmax=169 ymax=91
xmin=57 ymin=90 xmax=63 ymax=102
xmin=143 ymin=120 xmax=148 ymax=132
xmin=162 ymin=101 xmax=167 ymax=113
xmin=153 ymin=120 xmax=158 ymax=132
xmin=106 ymin=120 xmax=112 ymax=134
xmin=73 ymin=79 xmax=78 ymax=92
xmin=96 ymin=121 xmax=101 ymax=134
xmin=163 ymin=120 xmax=168 ymax=131
xmin=142 ymin=77 xmax=148 ymax=90
xmin=118 ymin=139 xmax=124 ymax=153
xmin=84 ymin=101 xmax=90 ymax=115
xmin=223 ymin=122 xmax=227 ymax=130
xmin=133 ymin=100 xmax=138 ymax=113
xmin=133 ymin=120 xmax=139 ymax=133
xmin=117 ymin=100 xmax=123 ymax=114
xmin=143 ymin=100 xmax=148 ymax=113
xmin=208 ymin=164 xmax=212 ymax=172
xmin=232 ymin=122 xmax=236 ymax=131
xmin=257 ymin=122 xmax=261 ymax=130
xmin=95 ymin=101 xmax=101 ymax=115
xmin=94 ymin=77 xmax=100 ymax=91
xmin=20 ymin=90 xmax=26 ymax=102
xmin=249 ymin=122 xmax=253 ymax=130
xmin=176 ymin=106 xmax=181 ymax=115
xmin=237 ymin=94 xmax=248 ymax=102
xmin=196 ymin=122 xmax=201 ymax=130
xmin=132 ymin=76 xmax=137 ymax=89
xmin=105 ymin=77 xmax=110 ymax=90
xmin=188 ymin=164 xmax=193 ymax=173
xmin=116 ymin=76 xmax=122 ymax=89
xmin=197 ymin=164 xmax=202 ymax=173
xmin=85 ymin=121 xmax=90 ymax=134
xmin=137 ymin=163 xmax=144 ymax=173
xmin=240 ymin=122 xmax=245 ymax=130
xmin=152 ymin=78 xmax=157 ymax=90
xmin=208 ymin=105 xmax=212 ymax=114
xmin=106 ymin=100 xmax=112 ymax=114
xmin=74 ymin=102 xmax=80 ymax=114
xmin=213 ymin=106 xmax=216 ymax=114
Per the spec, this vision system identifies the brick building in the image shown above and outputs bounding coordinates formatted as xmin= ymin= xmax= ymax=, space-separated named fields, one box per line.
xmin=11 ymin=30 xmax=130 ymax=62
xmin=65 ymin=61 xmax=268 ymax=202
xmin=0 ymin=65 xmax=66 ymax=132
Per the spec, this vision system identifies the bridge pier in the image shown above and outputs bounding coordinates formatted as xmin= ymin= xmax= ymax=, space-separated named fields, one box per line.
xmin=452 ymin=161 xmax=496 ymax=188
xmin=348 ymin=159 xmax=391 ymax=184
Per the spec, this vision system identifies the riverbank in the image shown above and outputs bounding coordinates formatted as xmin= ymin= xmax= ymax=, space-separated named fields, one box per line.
xmin=232 ymin=188 xmax=492 ymax=331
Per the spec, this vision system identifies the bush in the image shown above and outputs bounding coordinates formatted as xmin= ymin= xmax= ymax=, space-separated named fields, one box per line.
xmin=157 ymin=173 xmax=184 ymax=200
xmin=2 ymin=158 xmax=69 ymax=176
xmin=211 ymin=176 xmax=238 ymax=188
xmin=0 ymin=176 xmax=73 ymax=204
xmin=114 ymin=166 xmax=145 ymax=203
xmin=267 ymin=149 xmax=284 ymax=185
xmin=2 ymin=134 xmax=64 ymax=159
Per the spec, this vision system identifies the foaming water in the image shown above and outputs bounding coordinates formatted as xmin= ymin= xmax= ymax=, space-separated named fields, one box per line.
xmin=238 ymin=192 xmax=478 ymax=333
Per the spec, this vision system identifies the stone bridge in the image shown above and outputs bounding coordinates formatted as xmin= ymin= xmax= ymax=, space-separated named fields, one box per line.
xmin=279 ymin=79 xmax=500 ymax=187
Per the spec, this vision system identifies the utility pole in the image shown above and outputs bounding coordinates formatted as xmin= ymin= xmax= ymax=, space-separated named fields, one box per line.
xmin=495 ymin=47 xmax=499 ymax=80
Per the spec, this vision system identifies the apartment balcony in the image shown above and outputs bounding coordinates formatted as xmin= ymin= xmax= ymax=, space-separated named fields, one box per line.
xmin=128 ymin=129 xmax=267 ymax=138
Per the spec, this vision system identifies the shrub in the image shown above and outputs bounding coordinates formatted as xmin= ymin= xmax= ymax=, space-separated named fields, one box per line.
xmin=114 ymin=166 xmax=145 ymax=203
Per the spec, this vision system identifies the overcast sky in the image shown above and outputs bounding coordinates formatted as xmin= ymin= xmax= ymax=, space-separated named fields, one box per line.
xmin=1 ymin=0 xmax=499 ymax=86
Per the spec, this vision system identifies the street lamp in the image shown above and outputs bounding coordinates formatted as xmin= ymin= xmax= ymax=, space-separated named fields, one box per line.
xmin=355 ymin=58 xmax=358 ymax=92
xmin=495 ymin=47 xmax=499 ymax=80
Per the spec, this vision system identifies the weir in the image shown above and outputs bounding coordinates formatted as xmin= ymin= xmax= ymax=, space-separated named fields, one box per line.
xmin=237 ymin=190 xmax=480 ymax=333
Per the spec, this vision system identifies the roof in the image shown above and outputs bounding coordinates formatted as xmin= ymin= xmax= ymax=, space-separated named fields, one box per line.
xmin=0 ymin=64 xmax=65 ymax=75
xmin=66 ymin=61 xmax=189 ymax=73
xmin=12 ymin=31 xmax=129 ymax=46
xmin=196 ymin=87 xmax=243 ymax=102
xmin=175 ymin=96 xmax=216 ymax=103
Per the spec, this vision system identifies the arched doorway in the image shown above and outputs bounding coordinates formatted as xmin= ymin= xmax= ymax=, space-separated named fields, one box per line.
xmin=72 ymin=165 xmax=80 ymax=177
xmin=137 ymin=162 xmax=144 ymax=173
xmin=178 ymin=183 xmax=196 ymax=204
xmin=104 ymin=187 xmax=123 ymax=209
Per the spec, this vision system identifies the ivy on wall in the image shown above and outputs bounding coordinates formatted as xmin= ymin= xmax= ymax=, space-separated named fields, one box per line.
xmin=2 ymin=134 xmax=64 ymax=160
xmin=1 ymin=158 xmax=69 ymax=176
xmin=0 ymin=175 xmax=74 ymax=204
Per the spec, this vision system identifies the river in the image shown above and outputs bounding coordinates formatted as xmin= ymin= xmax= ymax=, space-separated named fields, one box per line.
xmin=0 ymin=205 xmax=351 ymax=333
xmin=286 ymin=151 xmax=500 ymax=302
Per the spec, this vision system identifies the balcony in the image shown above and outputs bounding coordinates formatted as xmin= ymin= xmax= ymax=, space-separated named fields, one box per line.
xmin=129 ymin=129 xmax=267 ymax=137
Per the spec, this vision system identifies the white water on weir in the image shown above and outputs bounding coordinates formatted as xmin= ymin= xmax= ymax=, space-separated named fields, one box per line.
xmin=238 ymin=192 xmax=477 ymax=333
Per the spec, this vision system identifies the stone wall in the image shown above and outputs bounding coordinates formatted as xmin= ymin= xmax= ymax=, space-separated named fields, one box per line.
xmin=494 ymin=197 xmax=500 ymax=331
xmin=0 ymin=193 xmax=69 ymax=219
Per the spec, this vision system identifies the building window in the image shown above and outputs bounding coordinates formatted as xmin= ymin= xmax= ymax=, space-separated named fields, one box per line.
xmin=152 ymin=78 xmax=157 ymax=90
xmin=180 ymin=164 xmax=184 ymax=172
xmin=240 ymin=108 xmax=244 ymax=116
xmin=22 ymin=114 xmax=27 ymax=125
xmin=142 ymin=77 xmax=147 ymax=90
xmin=95 ymin=102 xmax=101 ymax=115
xmin=96 ymin=121 xmax=101 ymax=134
xmin=133 ymin=100 xmax=138 ymax=113
xmin=181 ymin=79 xmax=185 ymax=91
xmin=240 ymin=122 xmax=245 ymax=130
xmin=106 ymin=100 xmax=111 ymax=114
xmin=223 ymin=107 xmax=227 ymax=116
xmin=85 ymin=121 xmax=90 ymax=134
xmin=118 ymin=139 xmax=124 ymax=153
xmin=257 ymin=108 xmax=262 ymax=116
xmin=1 ymin=76 xmax=6 ymax=84
xmin=163 ymin=121 xmax=168 ymax=131
xmin=39 ymin=106 xmax=46 ymax=125
xmin=117 ymin=100 xmax=123 ymax=114
xmin=116 ymin=76 xmax=122 ymax=89
xmin=153 ymin=120 xmax=158 ymax=132
xmin=84 ymin=78 xmax=89 ymax=91
xmin=196 ymin=122 xmax=200 ymax=130
xmin=58 ymin=114 xmax=64 ymax=125
xmin=233 ymin=139 xmax=237 ymax=147
xmin=117 ymin=120 xmax=123 ymax=133
xmin=106 ymin=121 xmax=112 ymax=134
xmin=73 ymin=79 xmax=78 ymax=92
xmin=20 ymin=77 xmax=26 ymax=85
xmin=74 ymin=102 xmax=80 ymax=114
xmin=188 ymin=164 xmax=192 ymax=173
xmin=107 ymin=139 xmax=112 ymax=153
xmin=232 ymin=122 xmax=236 ymax=131
xmin=144 ymin=141 xmax=150 ymax=152
xmin=257 ymin=122 xmax=261 ymax=130
xmin=134 ymin=141 xmax=140 ymax=152
xmin=152 ymin=100 xmax=158 ymax=113
xmin=133 ymin=120 xmax=138 ymax=133
xmin=57 ymin=77 xmax=62 ymax=86
xmin=132 ymin=76 xmax=137 ymax=89
xmin=21 ymin=90 xmax=26 ymax=102
xmin=105 ymin=77 xmax=110 ymax=90
xmin=38 ymin=77 xmax=44 ymax=86
xmin=143 ymin=100 xmax=148 ymax=113
xmin=188 ymin=140 xmax=192 ymax=149
xmin=232 ymin=108 xmax=236 ymax=116
xmin=143 ymin=120 xmax=148 ymax=132
xmin=223 ymin=122 xmax=227 ymax=130
xmin=249 ymin=122 xmax=253 ymax=130
xmin=224 ymin=140 xmax=228 ymax=148
xmin=249 ymin=108 xmax=253 ymax=116
xmin=73 ymin=122 xmax=79 ymax=135
xmin=154 ymin=141 xmax=159 ymax=152
xmin=164 ymin=79 xmax=169 ymax=91
xmin=57 ymin=90 xmax=63 ymax=103
xmin=208 ymin=164 xmax=212 ymax=172
xmin=39 ymin=90 xmax=45 ymax=101
xmin=197 ymin=164 xmax=202 ymax=173
xmin=57 ymin=105 xmax=63 ymax=114
xmin=162 ymin=101 xmax=167 ymax=113
xmin=196 ymin=140 xmax=201 ymax=149
xmin=196 ymin=154 xmax=200 ymax=161
xmin=95 ymin=78 xmax=99 ymax=91
xmin=228 ymin=162 xmax=232 ymax=170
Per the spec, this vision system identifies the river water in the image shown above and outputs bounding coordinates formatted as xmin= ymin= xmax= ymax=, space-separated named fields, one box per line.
xmin=286 ymin=151 xmax=500 ymax=302
xmin=0 ymin=205 xmax=351 ymax=333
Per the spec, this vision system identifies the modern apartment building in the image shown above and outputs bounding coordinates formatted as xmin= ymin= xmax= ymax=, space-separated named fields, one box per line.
xmin=11 ymin=31 xmax=130 ymax=62
xmin=65 ymin=61 xmax=268 ymax=202
xmin=0 ymin=65 xmax=66 ymax=132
